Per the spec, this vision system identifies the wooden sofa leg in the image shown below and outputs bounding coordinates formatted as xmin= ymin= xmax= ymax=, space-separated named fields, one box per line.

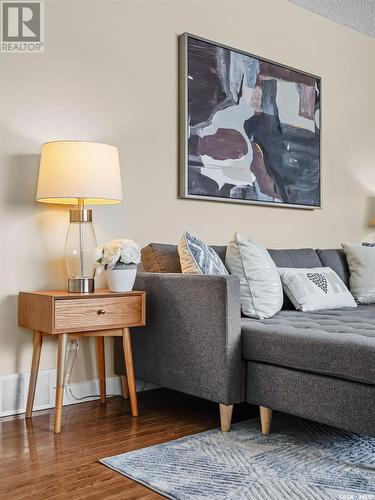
xmin=219 ymin=404 xmax=233 ymax=432
xmin=259 ymin=406 xmax=272 ymax=435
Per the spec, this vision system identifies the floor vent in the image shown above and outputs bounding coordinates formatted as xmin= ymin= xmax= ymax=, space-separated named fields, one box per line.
xmin=0 ymin=373 xmax=25 ymax=415
xmin=0 ymin=370 xmax=55 ymax=417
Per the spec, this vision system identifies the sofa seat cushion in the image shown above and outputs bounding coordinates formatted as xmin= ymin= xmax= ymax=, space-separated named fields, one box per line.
xmin=241 ymin=305 xmax=375 ymax=385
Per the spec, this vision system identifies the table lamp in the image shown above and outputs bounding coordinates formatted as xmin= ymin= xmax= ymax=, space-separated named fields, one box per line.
xmin=36 ymin=141 xmax=123 ymax=293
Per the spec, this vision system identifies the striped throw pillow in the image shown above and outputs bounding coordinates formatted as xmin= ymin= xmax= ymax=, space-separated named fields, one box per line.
xmin=178 ymin=232 xmax=228 ymax=275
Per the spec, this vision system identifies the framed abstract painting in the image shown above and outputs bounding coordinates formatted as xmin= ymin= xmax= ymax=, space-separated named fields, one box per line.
xmin=179 ymin=33 xmax=321 ymax=209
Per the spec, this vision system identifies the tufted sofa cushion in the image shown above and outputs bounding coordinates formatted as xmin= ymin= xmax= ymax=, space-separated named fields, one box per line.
xmin=241 ymin=305 xmax=375 ymax=385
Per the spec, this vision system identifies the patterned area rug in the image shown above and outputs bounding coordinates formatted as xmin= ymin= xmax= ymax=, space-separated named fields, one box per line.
xmin=100 ymin=414 xmax=375 ymax=499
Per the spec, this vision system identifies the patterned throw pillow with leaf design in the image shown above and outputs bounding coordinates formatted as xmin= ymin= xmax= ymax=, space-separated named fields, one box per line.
xmin=278 ymin=267 xmax=357 ymax=312
xmin=178 ymin=231 xmax=228 ymax=275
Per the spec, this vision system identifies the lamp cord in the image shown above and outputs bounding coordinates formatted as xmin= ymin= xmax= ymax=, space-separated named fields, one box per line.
xmin=63 ymin=340 xmax=147 ymax=401
xmin=64 ymin=340 xmax=114 ymax=401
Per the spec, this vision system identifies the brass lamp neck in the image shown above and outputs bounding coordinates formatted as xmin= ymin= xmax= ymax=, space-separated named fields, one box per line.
xmin=69 ymin=208 xmax=92 ymax=223
xmin=70 ymin=198 xmax=91 ymax=222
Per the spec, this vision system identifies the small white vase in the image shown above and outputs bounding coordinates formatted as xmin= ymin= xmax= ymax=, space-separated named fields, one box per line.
xmin=105 ymin=264 xmax=137 ymax=292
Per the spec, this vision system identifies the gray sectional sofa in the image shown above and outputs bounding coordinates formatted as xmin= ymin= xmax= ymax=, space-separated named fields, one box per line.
xmin=114 ymin=244 xmax=375 ymax=436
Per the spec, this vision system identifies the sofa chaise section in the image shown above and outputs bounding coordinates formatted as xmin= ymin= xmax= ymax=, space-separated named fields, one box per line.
xmin=242 ymin=307 xmax=375 ymax=436
xmin=242 ymin=307 xmax=375 ymax=385
xmin=246 ymin=362 xmax=375 ymax=436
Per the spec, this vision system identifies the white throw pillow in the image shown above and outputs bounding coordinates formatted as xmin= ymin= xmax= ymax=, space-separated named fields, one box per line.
xmin=278 ymin=267 xmax=357 ymax=312
xmin=178 ymin=231 xmax=228 ymax=275
xmin=225 ymin=233 xmax=283 ymax=319
xmin=342 ymin=244 xmax=375 ymax=304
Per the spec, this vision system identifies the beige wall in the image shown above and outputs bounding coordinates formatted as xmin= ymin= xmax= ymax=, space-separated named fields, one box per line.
xmin=1 ymin=0 xmax=374 ymax=382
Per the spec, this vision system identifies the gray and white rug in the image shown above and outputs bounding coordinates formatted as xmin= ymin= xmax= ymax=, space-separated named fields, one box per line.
xmin=100 ymin=414 xmax=375 ymax=499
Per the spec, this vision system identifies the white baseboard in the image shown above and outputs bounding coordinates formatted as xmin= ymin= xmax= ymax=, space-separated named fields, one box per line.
xmin=0 ymin=369 xmax=156 ymax=417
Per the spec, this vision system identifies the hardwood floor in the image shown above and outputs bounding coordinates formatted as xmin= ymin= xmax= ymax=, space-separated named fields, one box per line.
xmin=0 ymin=389 xmax=256 ymax=499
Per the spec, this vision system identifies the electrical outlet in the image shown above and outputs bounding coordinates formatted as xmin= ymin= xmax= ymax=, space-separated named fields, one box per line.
xmin=67 ymin=339 xmax=80 ymax=350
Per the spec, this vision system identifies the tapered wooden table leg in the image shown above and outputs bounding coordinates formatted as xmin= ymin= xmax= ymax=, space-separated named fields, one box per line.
xmin=122 ymin=328 xmax=138 ymax=416
xmin=25 ymin=331 xmax=43 ymax=418
xmin=54 ymin=334 xmax=68 ymax=434
xmin=96 ymin=337 xmax=106 ymax=404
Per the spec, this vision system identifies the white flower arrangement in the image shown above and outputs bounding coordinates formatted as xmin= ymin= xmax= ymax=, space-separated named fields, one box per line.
xmin=94 ymin=238 xmax=141 ymax=274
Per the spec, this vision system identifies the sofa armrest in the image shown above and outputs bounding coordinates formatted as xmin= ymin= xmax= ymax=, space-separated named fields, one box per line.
xmin=114 ymin=272 xmax=242 ymax=405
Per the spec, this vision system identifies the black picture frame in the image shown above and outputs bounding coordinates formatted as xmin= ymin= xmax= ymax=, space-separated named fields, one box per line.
xmin=179 ymin=33 xmax=321 ymax=209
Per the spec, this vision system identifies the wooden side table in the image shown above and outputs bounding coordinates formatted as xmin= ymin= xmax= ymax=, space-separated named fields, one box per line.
xmin=18 ymin=289 xmax=146 ymax=434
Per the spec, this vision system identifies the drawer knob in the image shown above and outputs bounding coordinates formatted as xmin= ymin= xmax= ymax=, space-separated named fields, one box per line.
xmin=97 ymin=309 xmax=106 ymax=315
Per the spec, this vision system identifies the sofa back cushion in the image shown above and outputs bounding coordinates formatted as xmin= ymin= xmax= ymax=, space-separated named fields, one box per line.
xmin=142 ymin=243 xmax=350 ymax=310
xmin=211 ymin=245 xmax=227 ymax=263
xmin=316 ymin=249 xmax=350 ymax=287
xmin=142 ymin=244 xmax=324 ymax=272
xmin=268 ymin=248 xmax=322 ymax=268
xmin=267 ymin=249 xmax=323 ymax=309
xmin=142 ymin=244 xmax=329 ymax=310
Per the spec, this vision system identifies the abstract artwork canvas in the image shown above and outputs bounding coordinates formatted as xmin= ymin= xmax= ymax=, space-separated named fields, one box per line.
xmin=179 ymin=33 xmax=321 ymax=208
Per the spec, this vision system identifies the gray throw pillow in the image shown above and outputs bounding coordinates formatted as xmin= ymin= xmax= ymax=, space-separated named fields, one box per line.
xmin=342 ymin=244 xmax=375 ymax=303
xmin=225 ymin=233 xmax=283 ymax=319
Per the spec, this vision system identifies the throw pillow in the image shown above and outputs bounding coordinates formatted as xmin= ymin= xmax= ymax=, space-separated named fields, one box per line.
xmin=178 ymin=231 xmax=228 ymax=275
xmin=278 ymin=267 xmax=357 ymax=312
xmin=141 ymin=243 xmax=182 ymax=273
xmin=342 ymin=244 xmax=375 ymax=303
xmin=225 ymin=233 xmax=283 ymax=319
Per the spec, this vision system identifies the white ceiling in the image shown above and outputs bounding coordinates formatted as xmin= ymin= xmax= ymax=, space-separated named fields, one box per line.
xmin=286 ymin=0 xmax=375 ymax=38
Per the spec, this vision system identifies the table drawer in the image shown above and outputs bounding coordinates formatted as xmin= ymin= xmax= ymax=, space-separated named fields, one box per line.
xmin=54 ymin=295 xmax=144 ymax=331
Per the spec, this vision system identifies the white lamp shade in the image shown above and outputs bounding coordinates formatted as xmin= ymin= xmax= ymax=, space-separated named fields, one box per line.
xmin=36 ymin=141 xmax=123 ymax=205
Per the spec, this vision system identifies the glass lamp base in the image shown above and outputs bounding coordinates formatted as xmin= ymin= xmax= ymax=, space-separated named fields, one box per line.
xmin=68 ymin=278 xmax=95 ymax=293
